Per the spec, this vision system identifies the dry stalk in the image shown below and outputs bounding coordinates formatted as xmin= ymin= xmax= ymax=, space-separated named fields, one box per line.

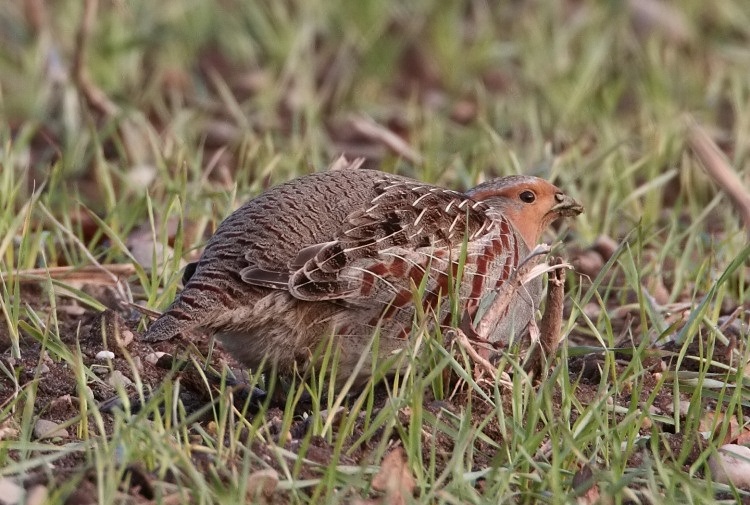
xmin=686 ymin=115 xmax=750 ymax=237
xmin=72 ymin=0 xmax=145 ymax=164
xmin=349 ymin=115 xmax=423 ymax=165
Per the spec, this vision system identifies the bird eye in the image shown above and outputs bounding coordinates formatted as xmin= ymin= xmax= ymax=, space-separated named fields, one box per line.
xmin=519 ymin=190 xmax=536 ymax=203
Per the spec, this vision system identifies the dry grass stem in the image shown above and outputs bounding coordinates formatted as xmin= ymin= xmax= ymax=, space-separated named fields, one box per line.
xmin=686 ymin=115 xmax=750 ymax=236
xmin=349 ymin=116 xmax=423 ymax=165
xmin=5 ymin=264 xmax=137 ymax=285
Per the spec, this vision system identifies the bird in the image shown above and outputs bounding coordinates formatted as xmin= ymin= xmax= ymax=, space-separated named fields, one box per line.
xmin=142 ymin=165 xmax=583 ymax=388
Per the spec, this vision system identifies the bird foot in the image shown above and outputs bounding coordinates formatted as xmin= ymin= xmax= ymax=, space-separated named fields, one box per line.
xmin=524 ymin=256 xmax=567 ymax=379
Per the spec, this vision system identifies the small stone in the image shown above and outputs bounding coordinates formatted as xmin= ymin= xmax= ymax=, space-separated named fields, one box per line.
xmin=117 ymin=329 xmax=134 ymax=348
xmin=25 ymin=485 xmax=48 ymax=505
xmin=582 ymin=303 xmax=601 ymax=320
xmin=0 ymin=419 xmax=19 ymax=441
xmin=663 ymin=397 xmax=691 ymax=417
xmin=450 ymin=99 xmax=477 ymax=125
xmin=245 ymin=469 xmax=279 ymax=499
xmin=36 ymin=363 xmax=50 ymax=374
xmin=592 ymin=235 xmax=619 ymax=260
xmin=57 ymin=304 xmax=87 ymax=317
xmin=127 ymin=164 xmax=157 ymax=190
xmin=50 ymin=395 xmax=74 ymax=410
xmin=640 ymin=416 xmax=652 ymax=430
xmin=33 ymin=419 xmax=69 ymax=440
xmin=708 ymin=444 xmax=750 ymax=487
xmin=0 ymin=478 xmax=23 ymax=505
xmin=96 ymin=351 xmax=115 ymax=360
xmin=573 ymin=250 xmax=604 ymax=279
xmin=155 ymin=353 xmax=175 ymax=369
xmin=145 ymin=352 xmax=166 ymax=365
xmin=91 ymin=365 xmax=109 ymax=376
xmin=107 ymin=370 xmax=133 ymax=388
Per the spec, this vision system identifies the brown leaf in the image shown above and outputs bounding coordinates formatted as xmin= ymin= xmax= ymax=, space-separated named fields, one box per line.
xmin=572 ymin=464 xmax=601 ymax=505
xmin=628 ymin=0 xmax=693 ymax=45
xmin=371 ymin=447 xmax=416 ymax=505
xmin=246 ymin=469 xmax=279 ymax=501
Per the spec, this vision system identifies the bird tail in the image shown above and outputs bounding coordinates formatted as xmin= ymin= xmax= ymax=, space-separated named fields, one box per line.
xmin=142 ymin=276 xmax=236 ymax=342
xmin=141 ymin=312 xmax=191 ymax=342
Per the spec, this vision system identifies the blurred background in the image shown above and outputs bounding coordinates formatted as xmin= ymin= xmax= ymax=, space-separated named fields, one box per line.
xmin=2 ymin=3 xmax=750 ymax=500
xmin=1 ymin=0 xmax=748 ymax=270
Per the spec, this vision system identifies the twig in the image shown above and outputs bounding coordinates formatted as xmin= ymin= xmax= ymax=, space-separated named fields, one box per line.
xmin=73 ymin=0 xmax=118 ymax=116
xmin=72 ymin=0 xmax=145 ymax=164
xmin=23 ymin=0 xmax=48 ymax=35
xmin=4 ymin=264 xmax=136 ymax=285
xmin=453 ymin=328 xmax=513 ymax=388
xmin=686 ymin=115 xmax=750 ymax=237
xmin=328 ymin=155 xmax=366 ymax=172
xmin=349 ymin=115 xmax=423 ymax=165
xmin=127 ymin=302 xmax=163 ymax=319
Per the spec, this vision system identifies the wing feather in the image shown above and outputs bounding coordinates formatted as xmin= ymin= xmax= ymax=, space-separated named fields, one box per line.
xmin=286 ymin=180 xmax=496 ymax=301
xmin=238 ymin=178 xmax=512 ymax=312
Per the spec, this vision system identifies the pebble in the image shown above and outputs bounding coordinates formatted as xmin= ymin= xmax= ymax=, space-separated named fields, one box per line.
xmin=96 ymin=351 xmax=115 ymax=360
xmin=0 ymin=420 xmax=19 ymax=441
xmin=573 ymin=249 xmax=604 ymax=279
xmin=145 ymin=352 xmax=166 ymax=365
xmin=117 ymin=329 xmax=134 ymax=348
xmin=50 ymin=395 xmax=73 ymax=411
xmin=57 ymin=304 xmax=87 ymax=316
xmin=25 ymin=485 xmax=48 ymax=505
xmin=107 ymin=370 xmax=133 ymax=388
xmin=245 ymin=469 xmax=279 ymax=499
xmin=33 ymin=419 xmax=69 ymax=440
xmin=708 ymin=444 xmax=750 ymax=487
xmin=0 ymin=478 xmax=23 ymax=505
xmin=592 ymin=235 xmax=618 ymax=260
xmin=662 ymin=397 xmax=691 ymax=417
xmin=127 ymin=164 xmax=157 ymax=190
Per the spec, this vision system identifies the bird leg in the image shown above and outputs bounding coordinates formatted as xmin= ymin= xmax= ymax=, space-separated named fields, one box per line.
xmin=452 ymin=328 xmax=513 ymax=387
xmin=524 ymin=256 xmax=567 ymax=378
xmin=457 ymin=245 xmax=565 ymax=384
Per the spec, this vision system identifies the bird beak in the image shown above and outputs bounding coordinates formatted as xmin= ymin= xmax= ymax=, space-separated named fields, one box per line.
xmin=550 ymin=193 xmax=584 ymax=217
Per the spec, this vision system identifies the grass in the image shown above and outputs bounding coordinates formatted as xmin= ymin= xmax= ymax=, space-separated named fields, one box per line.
xmin=1 ymin=0 xmax=750 ymax=503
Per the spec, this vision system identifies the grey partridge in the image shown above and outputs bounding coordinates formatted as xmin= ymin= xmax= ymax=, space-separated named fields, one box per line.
xmin=143 ymin=166 xmax=583 ymax=386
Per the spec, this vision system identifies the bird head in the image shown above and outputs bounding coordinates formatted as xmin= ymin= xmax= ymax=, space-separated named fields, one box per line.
xmin=466 ymin=175 xmax=583 ymax=248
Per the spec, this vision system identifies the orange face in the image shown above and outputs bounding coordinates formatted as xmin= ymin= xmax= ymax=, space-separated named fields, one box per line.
xmin=467 ymin=176 xmax=583 ymax=247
